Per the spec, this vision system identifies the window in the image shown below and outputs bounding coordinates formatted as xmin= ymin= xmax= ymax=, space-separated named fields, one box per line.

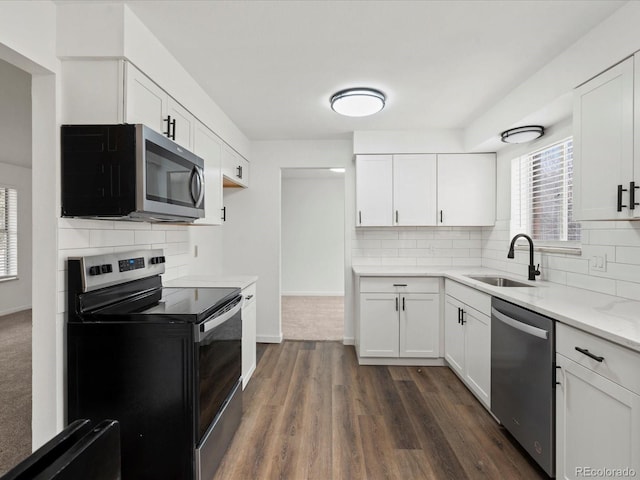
xmin=511 ymin=138 xmax=580 ymax=246
xmin=0 ymin=186 xmax=18 ymax=279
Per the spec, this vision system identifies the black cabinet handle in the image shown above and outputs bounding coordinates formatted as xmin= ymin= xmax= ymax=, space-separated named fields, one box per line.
xmin=460 ymin=309 xmax=466 ymax=325
xmin=402 ymin=297 xmax=405 ymax=311
xmin=575 ymin=347 xmax=604 ymax=362
xmin=237 ymin=165 xmax=243 ymax=179
xmin=164 ymin=115 xmax=173 ymax=138
xmin=617 ymin=184 xmax=628 ymax=211
xmin=440 ymin=210 xmax=443 ymax=223
xmin=630 ymin=181 xmax=639 ymax=210
xmin=221 ymin=206 xmax=226 ymax=222
xmin=171 ymin=118 xmax=176 ymax=140
xmin=395 ymin=210 xmax=399 ymax=223
xmin=393 ymin=283 xmax=407 ymax=287
xmin=358 ymin=211 xmax=362 ymax=225
xmin=395 ymin=297 xmax=398 ymax=312
xmin=457 ymin=307 xmax=461 ymax=324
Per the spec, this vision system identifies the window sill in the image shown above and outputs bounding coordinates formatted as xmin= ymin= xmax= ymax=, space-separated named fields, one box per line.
xmin=0 ymin=276 xmax=19 ymax=283
xmin=514 ymin=244 xmax=582 ymax=256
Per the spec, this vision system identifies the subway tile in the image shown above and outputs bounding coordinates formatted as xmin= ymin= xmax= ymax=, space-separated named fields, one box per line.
xmin=362 ymin=230 xmax=399 ymax=240
xmin=58 ymin=218 xmax=114 ymax=230
xmin=166 ymin=230 xmax=189 ymax=243
xmin=615 ymin=280 xmax=640 ymax=302
xmin=434 ymin=230 xmax=469 ymax=240
xmin=352 ymin=239 xmax=381 ymax=249
xmin=590 ymin=262 xmax=640 ymax=283
xmin=589 ymin=229 xmax=640 ymax=246
xmin=416 ymin=257 xmax=452 ymax=266
xmin=380 ymin=239 xmax=417 ymax=249
xmin=542 ymin=268 xmax=567 ymax=285
xmin=544 ymin=255 xmax=589 ymax=275
xmin=114 ymin=221 xmax=151 ymax=230
xmin=398 ymin=249 xmax=432 ymax=257
xmin=351 ymin=257 xmax=382 ymax=266
xmin=615 ymin=246 xmax=640 ymax=265
xmin=452 ymin=257 xmax=482 ymax=267
xmin=398 ymin=229 xmax=434 ymax=240
xmin=416 ymin=239 xmax=452 ymax=249
xmin=89 ymin=229 xmax=135 ymax=247
xmin=381 ymin=257 xmax=418 ymax=266
xmin=565 ymin=272 xmax=616 ymax=296
xmin=452 ymin=239 xmax=482 ymax=249
xmin=135 ymin=230 xmax=166 ymax=245
xmin=59 ymin=229 xmax=91 ymax=249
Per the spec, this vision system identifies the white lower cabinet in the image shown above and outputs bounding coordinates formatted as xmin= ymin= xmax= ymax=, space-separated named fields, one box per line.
xmin=241 ymin=283 xmax=257 ymax=389
xmin=357 ymin=277 xmax=440 ymax=362
xmin=556 ymin=324 xmax=640 ymax=479
xmin=444 ymin=280 xmax=491 ymax=408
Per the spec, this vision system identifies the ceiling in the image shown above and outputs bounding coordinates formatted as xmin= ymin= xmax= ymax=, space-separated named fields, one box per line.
xmin=116 ymin=1 xmax=624 ymax=141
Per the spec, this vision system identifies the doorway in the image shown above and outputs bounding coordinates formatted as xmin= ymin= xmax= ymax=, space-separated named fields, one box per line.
xmin=280 ymin=168 xmax=345 ymax=341
xmin=0 ymin=58 xmax=33 ymax=474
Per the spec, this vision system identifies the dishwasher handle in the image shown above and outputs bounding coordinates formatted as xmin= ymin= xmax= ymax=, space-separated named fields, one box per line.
xmin=491 ymin=307 xmax=549 ymax=339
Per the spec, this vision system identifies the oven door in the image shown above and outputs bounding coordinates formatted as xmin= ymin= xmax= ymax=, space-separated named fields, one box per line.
xmin=194 ymin=296 xmax=242 ymax=443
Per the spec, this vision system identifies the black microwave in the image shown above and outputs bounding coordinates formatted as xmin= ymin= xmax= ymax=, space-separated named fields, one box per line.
xmin=61 ymin=124 xmax=205 ymax=222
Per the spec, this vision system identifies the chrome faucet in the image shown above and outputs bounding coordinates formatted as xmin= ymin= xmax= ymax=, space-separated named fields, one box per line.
xmin=507 ymin=234 xmax=541 ymax=281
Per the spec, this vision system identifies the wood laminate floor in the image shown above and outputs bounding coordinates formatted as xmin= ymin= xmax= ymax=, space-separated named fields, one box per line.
xmin=213 ymin=341 xmax=547 ymax=480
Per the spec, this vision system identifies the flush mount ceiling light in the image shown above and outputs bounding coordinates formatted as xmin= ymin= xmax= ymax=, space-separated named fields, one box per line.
xmin=330 ymin=168 xmax=346 ymax=173
xmin=500 ymin=125 xmax=545 ymax=144
xmin=330 ymin=88 xmax=386 ymax=117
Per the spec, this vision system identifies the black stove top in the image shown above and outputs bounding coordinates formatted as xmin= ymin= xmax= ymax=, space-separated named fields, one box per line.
xmin=92 ymin=286 xmax=241 ymax=323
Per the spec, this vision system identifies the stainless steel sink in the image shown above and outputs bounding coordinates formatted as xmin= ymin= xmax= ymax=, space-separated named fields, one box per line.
xmin=465 ymin=275 xmax=534 ymax=287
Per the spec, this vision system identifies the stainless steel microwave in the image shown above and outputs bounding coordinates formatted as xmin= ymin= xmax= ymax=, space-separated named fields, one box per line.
xmin=61 ymin=124 xmax=205 ymax=222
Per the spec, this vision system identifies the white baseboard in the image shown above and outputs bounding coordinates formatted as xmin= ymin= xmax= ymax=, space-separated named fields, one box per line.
xmin=357 ymin=357 xmax=446 ymax=366
xmin=256 ymin=334 xmax=283 ymax=343
xmin=242 ymin=363 xmax=256 ymax=390
xmin=281 ymin=291 xmax=344 ymax=296
xmin=0 ymin=304 xmax=32 ymax=317
xmin=342 ymin=337 xmax=355 ymax=345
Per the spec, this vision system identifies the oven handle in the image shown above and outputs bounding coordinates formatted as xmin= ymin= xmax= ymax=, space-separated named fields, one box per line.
xmin=196 ymin=299 xmax=242 ymax=343
xmin=492 ymin=307 xmax=548 ymax=339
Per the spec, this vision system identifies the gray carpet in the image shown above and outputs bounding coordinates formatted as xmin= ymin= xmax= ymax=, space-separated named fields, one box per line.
xmin=281 ymin=296 xmax=344 ymax=341
xmin=0 ymin=309 xmax=32 ymax=476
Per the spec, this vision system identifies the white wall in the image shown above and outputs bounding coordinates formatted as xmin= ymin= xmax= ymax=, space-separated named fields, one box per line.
xmin=221 ymin=140 xmax=353 ymax=343
xmin=281 ymin=174 xmax=345 ymax=295
xmin=0 ymin=59 xmax=32 ymax=316
xmin=0 ymin=163 xmax=32 ymax=315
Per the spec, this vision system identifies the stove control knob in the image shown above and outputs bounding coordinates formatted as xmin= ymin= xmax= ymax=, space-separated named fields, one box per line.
xmin=88 ymin=266 xmax=101 ymax=276
xmin=101 ymin=264 xmax=113 ymax=274
xmin=150 ymin=256 xmax=166 ymax=265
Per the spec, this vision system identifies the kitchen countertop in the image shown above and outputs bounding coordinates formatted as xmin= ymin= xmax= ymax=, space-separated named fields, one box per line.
xmin=353 ymin=265 xmax=640 ymax=354
xmin=165 ymin=275 xmax=258 ymax=290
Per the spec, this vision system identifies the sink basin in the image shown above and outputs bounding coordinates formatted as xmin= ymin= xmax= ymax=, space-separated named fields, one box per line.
xmin=465 ymin=275 xmax=534 ymax=288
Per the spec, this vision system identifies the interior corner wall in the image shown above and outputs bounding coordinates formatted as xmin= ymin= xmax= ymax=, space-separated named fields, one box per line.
xmin=281 ymin=175 xmax=345 ymax=296
xmin=221 ymin=140 xmax=353 ymax=344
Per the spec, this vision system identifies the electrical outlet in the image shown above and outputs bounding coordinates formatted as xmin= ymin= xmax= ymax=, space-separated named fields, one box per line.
xmin=591 ymin=254 xmax=607 ymax=272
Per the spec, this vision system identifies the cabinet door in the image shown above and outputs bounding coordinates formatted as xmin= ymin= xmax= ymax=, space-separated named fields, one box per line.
xmin=241 ymin=290 xmax=257 ymax=390
xmin=356 ymin=155 xmax=393 ymax=226
xmin=393 ymin=154 xmax=437 ymax=226
xmin=437 ymin=154 xmax=496 ymax=226
xmin=359 ymin=293 xmax=399 ymax=357
xmin=463 ymin=308 xmax=491 ymax=407
xmin=222 ymin=145 xmax=249 ymax=188
xmin=556 ymin=354 xmax=640 ymax=479
xmin=124 ymin=63 xmax=168 ymax=134
xmin=399 ymin=293 xmax=439 ymax=358
xmin=444 ymin=296 xmax=464 ymax=376
xmin=193 ymin=122 xmax=223 ymax=225
xmin=574 ymin=57 xmax=634 ymax=221
xmin=167 ymin=98 xmax=196 ymax=150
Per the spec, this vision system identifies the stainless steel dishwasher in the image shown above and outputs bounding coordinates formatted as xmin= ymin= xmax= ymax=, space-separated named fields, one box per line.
xmin=491 ymin=297 xmax=555 ymax=477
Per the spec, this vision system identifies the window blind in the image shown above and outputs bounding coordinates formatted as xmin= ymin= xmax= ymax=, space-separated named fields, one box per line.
xmin=0 ymin=187 xmax=18 ymax=278
xmin=511 ymin=138 xmax=580 ymax=243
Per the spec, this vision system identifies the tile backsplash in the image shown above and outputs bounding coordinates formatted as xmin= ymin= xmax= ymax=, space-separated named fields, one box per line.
xmin=352 ymin=226 xmax=483 ymax=267
xmin=483 ymin=219 xmax=640 ymax=301
xmin=57 ymin=217 xmax=190 ymax=315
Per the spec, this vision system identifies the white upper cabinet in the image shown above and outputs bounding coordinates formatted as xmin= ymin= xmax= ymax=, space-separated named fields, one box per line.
xmin=573 ymin=56 xmax=636 ymax=220
xmin=167 ymin=98 xmax=196 ymax=151
xmin=356 ymin=155 xmax=393 ymax=226
xmin=124 ymin=63 xmax=168 ymax=135
xmin=437 ymin=154 xmax=496 ymax=226
xmin=355 ymin=153 xmax=495 ymax=227
xmin=222 ymin=144 xmax=250 ymax=188
xmin=193 ymin=122 xmax=223 ymax=225
xmin=393 ymin=154 xmax=437 ymax=226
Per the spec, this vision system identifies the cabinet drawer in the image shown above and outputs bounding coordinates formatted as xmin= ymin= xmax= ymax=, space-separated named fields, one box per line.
xmin=557 ymin=323 xmax=640 ymax=395
xmin=359 ymin=276 xmax=439 ymax=293
xmin=445 ymin=280 xmax=491 ymax=316
xmin=242 ymin=283 xmax=257 ymax=307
